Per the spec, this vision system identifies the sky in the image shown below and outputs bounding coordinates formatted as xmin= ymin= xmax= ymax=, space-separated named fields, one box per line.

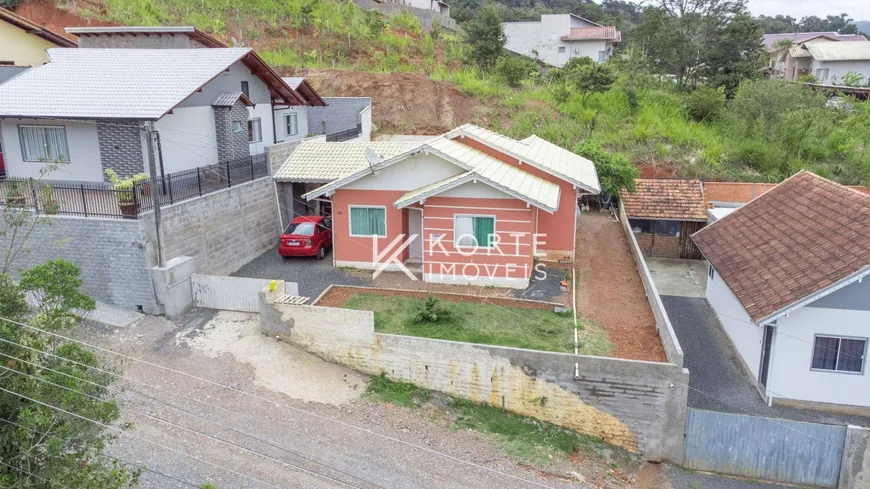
xmin=745 ymin=0 xmax=870 ymax=21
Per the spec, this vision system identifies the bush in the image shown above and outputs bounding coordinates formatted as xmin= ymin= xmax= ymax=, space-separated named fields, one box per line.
xmin=495 ymin=56 xmax=538 ymax=87
xmin=572 ymin=140 xmax=639 ymax=196
xmin=412 ymin=294 xmax=452 ymax=323
xmin=685 ymin=85 xmax=726 ymax=122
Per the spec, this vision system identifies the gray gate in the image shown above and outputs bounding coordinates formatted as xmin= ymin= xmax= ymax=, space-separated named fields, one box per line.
xmin=191 ymin=275 xmax=299 ymax=312
xmin=683 ymin=408 xmax=846 ymax=488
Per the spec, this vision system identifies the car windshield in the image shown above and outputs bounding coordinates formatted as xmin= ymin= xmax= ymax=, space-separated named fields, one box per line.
xmin=283 ymin=222 xmax=316 ymax=236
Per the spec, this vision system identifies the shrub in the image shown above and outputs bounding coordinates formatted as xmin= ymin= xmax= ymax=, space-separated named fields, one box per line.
xmin=413 ymin=294 xmax=452 ymax=323
xmin=495 ymin=56 xmax=538 ymax=88
xmin=685 ymin=85 xmax=726 ymax=122
xmin=795 ymin=74 xmax=818 ymax=84
xmin=572 ymin=140 xmax=639 ymax=196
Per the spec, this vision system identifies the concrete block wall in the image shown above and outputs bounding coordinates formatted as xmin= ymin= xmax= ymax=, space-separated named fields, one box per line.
xmin=77 ymin=34 xmax=207 ymax=49
xmin=260 ymin=291 xmax=689 ymax=462
xmin=214 ymin=100 xmax=250 ymax=162
xmin=619 ymin=202 xmax=685 ymax=367
xmin=140 ymin=177 xmax=280 ymax=276
xmin=308 ymin=98 xmax=371 ymax=137
xmin=352 ymin=0 xmax=456 ymax=30
xmin=0 ymin=212 xmax=159 ymax=313
xmin=96 ymin=121 xmax=145 ymax=179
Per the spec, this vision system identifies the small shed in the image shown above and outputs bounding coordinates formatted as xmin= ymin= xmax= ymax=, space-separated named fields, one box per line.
xmin=622 ymin=179 xmax=708 ymax=259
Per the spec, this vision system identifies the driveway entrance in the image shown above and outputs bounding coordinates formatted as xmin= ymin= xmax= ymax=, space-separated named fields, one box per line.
xmin=645 ymin=257 xmax=707 ymax=297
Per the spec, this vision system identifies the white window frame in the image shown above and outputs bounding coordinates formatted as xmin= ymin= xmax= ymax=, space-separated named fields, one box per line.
xmin=18 ymin=125 xmax=70 ymax=163
xmin=348 ymin=205 xmax=388 ymax=238
xmin=231 ymin=121 xmax=243 ymax=133
xmin=453 ymin=214 xmax=496 ymax=249
xmin=810 ymin=334 xmax=867 ymax=375
xmin=248 ymin=118 xmax=262 ymax=143
xmin=558 ymin=46 xmax=566 ymax=53
xmin=284 ymin=113 xmax=299 ymax=137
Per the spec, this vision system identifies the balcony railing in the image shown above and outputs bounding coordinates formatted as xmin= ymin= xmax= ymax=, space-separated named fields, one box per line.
xmin=325 ymin=123 xmax=363 ymax=142
xmin=0 ymin=154 xmax=268 ymax=220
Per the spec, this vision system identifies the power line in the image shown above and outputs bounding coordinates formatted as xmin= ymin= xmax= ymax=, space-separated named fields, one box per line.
xmin=0 ymin=347 xmax=379 ymax=489
xmin=0 ymin=459 xmax=71 ymax=489
xmin=0 ymin=416 xmax=201 ymax=489
xmin=0 ymin=315 xmax=559 ymax=489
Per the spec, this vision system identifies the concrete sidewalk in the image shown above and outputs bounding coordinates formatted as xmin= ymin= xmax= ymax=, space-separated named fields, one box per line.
xmin=645 ymin=257 xmax=707 ymax=298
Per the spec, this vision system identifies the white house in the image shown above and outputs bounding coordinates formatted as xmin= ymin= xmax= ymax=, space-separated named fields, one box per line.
xmin=762 ymin=31 xmax=867 ymax=77
xmin=692 ymin=171 xmax=870 ymax=411
xmin=393 ymin=0 xmax=449 ymax=16
xmin=502 ymin=14 xmax=620 ymax=67
xmin=782 ymin=41 xmax=870 ymax=85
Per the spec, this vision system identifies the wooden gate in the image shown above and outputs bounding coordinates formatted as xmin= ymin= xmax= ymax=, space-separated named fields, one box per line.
xmin=683 ymin=408 xmax=846 ymax=488
xmin=679 ymin=221 xmax=705 ymax=259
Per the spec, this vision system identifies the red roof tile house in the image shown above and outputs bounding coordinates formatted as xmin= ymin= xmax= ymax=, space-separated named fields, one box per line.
xmin=277 ymin=124 xmax=601 ymax=288
xmin=622 ymin=179 xmax=708 ymax=260
xmin=692 ymin=171 xmax=870 ymax=410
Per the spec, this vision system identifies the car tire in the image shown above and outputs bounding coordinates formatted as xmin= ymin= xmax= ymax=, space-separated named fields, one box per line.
xmin=315 ymin=247 xmax=326 ymax=260
xmin=281 ymin=255 xmax=290 ymax=260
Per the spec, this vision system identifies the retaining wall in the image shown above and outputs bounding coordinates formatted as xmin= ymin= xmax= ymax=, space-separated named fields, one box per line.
xmin=140 ymin=177 xmax=281 ymax=276
xmin=352 ymin=0 xmax=456 ymax=30
xmin=0 ymin=211 xmax=159 ymax=313
xmin=260 ymin=287 xmax=689 ymax=462
xmin=618 ymin=201 xmax=685 ymax=367
xmin=839 ymin=426 xmax=870 ymax=489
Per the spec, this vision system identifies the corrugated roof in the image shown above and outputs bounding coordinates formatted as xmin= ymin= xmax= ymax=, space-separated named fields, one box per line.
xmin=445 ymin=124 xmax=601 ymax=193
xmin=622 ymin=179 xmax=708 ymax=222
xmin=273 ymin=141 xmax=424 ymax=182
xmin=562 ymin=26 xmax=621 ymax=42
xmin=692 ymin=171 xmax=870 ymax=323
xmin=0 ymin=48 xmax=252 ymax=119
xmin=805 ymin=41 xmax=870 ymax=61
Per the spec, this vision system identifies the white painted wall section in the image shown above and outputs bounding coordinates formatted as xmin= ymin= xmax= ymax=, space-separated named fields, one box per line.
xmin=274 ymin=106 xmax=309 ymax=143
xmin=155 ymin=106 xmax=219 ymax=173
xmin=437 ymin=180 xmax=514 ymax=199
xmin=706 ymin=267 xmax=764 ymax=380
xmin=344 ymin=153 xmax=464 ymax=191
xmin=809 ymin=59 xmax=870 ymax=84
xmin=0 ymin=119 xmax=103 ymax=182
xmin=247 ymin=103 xmax=276 ymax=155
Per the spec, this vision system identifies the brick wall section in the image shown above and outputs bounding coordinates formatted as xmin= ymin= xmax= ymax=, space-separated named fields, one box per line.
xmin=260 ymin=291 xmax=689 ymax=462
xmin=140 ymin=177 xmax=280 ymax=275
xmin=352 ymin=0 xmax=456 ymax=29
xmin=213 ymin=100 xmax=251 ymax=162
xmin=96 ymin=121 xmax=145 ymax=180
xmin=633 ymin=233 xmax=680 ymax=258
xmin=77 ymin=34 xmax=206 ymax=49
xmin=0 ymin=212 xmax=159 ymax=313
xmin=308 ymin=98 xmax=371 ymax=136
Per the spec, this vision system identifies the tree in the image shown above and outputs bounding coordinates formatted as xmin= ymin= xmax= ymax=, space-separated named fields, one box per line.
xmin=0 ymin=260 xmax=139 ymax=488
xmin=572 ymin=141 xmax=639 ymax=196
xmin=495 ymin=56 xmax=539 ymax=87
xmin=462 ymin=6 xmax=506 ymax=69
xmin=700 ymin=11 xmax=765 ymax=96
xmin=562 ymin=57 xmax=617 ymax=106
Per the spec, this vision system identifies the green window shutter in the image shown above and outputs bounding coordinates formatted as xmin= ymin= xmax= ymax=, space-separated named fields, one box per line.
xmin=351 ymin=207 xmax=386 ymax=236
xmin=472 ymin=217 xmax=495 ymax=248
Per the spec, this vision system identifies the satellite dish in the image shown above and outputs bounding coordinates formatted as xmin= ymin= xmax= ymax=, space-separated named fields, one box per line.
xmin=364 ymin=147 xmax=380 ymax=175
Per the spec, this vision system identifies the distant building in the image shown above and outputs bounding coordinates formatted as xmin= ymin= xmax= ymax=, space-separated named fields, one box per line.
xmin=781 ymin=41 xmax=870 ymax=85
xmin=0 ymin=7 xmax=75 ymax=81
xmin=502 ymin=14 xmax=621 ymax=68
xmin=763 ymin=31 xmax=868 ymax=80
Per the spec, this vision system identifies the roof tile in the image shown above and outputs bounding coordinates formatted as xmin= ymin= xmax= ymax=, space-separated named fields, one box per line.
xmin=622 ymin=179 xmax=708 ymax=221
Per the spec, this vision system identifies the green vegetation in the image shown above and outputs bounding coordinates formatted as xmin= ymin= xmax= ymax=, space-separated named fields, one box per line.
xmin=340 ymin=293 xmax=613 ymax=355
xmin=366 ymin=372 xmax=432 ymax=408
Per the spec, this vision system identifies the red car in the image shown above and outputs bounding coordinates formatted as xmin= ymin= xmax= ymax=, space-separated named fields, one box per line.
xmin=278 ymin=216 xmax=332 ymax=260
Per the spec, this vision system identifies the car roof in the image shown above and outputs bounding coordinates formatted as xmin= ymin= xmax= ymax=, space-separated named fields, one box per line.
xmin=289 ymin=215 xmax=325 ymax=224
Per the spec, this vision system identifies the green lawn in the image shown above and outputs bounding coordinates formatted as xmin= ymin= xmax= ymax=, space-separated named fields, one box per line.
xmin=341 ymin=293 xmax=613 ymax=356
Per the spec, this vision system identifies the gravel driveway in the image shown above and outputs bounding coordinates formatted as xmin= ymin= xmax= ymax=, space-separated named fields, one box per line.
xmin=662 ymin=295 xmax=870 ymax=427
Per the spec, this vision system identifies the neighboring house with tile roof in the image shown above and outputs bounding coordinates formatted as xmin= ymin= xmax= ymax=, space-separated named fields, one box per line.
xmin=0 ymin=42 xmax=323 ymax=182
xmin=621 ymin=179 xmax=707 ymax=260
xmin=274 ymin=124 xmax=600 ymax=288
xmin=275 ymin=77 xmax=371 ymax=146
xmin=0 ymin=7 xmax=75 ymax=80
xmin=503 ymin=14 xmax=620 ymax=67
xmin=780 ymin=40 xmax=870 ymax=84
xmin=692 ymin=171 xmax=870 ymax=410
xmin=763 ymin=32 xmax=868 ymax=79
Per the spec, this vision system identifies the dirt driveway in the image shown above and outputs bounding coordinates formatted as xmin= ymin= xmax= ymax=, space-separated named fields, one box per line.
xmin=93 ymin=310 xmax=584 ymax=489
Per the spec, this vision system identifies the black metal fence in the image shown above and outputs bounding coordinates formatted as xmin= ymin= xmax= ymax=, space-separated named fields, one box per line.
xmin=326 ymin=123 xmax=363 ymax=142
xmin=0 ymin=154 xmax=268 ymax=220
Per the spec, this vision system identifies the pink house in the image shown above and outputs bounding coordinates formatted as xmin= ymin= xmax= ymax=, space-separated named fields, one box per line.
xmin=280 ymin=124 xmax=600 ymax=288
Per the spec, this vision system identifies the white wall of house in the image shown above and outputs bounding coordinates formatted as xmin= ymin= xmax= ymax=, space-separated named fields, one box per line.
xmin=247 ymin=103 xmax=276 ymax=155
xmin=706 ymin=265 xmax=764 ymax=380
xmin=360 ymin=106 xmax=372 ymax=142
xmin=809 ymin=58 xmax=870 ymax=84
xmin=155 ymin=106 xmax=219 ymax=173
xmin=0 ymin=118 xmax=103 ymax=182
xmin=503 ymin=15 xmax=612 ymax=67
xmin=273 ymin=106 xmax=310 ymax=143
xmin=438 ymin=181 xmax=513 ymax=199
xmin=768 ymin=302 xmax=870 ymax=408
xmin=343 ymin=153 xmax=463 ymax=191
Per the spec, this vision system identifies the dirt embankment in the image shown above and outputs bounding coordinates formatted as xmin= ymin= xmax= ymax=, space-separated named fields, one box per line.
xmin=292 ymin=69 xmax=478 ymax=135
xmin=14 ymin=1 xmax=116 ymax=42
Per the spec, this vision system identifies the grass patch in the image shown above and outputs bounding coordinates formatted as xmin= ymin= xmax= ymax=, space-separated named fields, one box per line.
xmin=341 ymin=293 xmax=612 ymax=356
xmin=365 ymin=372 xmax=431 ymax=409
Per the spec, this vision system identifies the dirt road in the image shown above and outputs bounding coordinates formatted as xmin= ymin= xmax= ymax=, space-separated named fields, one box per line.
xmin=92 ymin=310 xmax=582 ymax=489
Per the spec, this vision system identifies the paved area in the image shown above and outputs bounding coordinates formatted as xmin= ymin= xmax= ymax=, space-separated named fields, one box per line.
xmin=662 ymin=295 xmax=870 ymax=427
xmin=663 ymin=463 xmax=794 ymax=489
xmin=85 ymin=300 xmax=144 ymax=328
xmin=645 ymin=257 xmax=707 ymax=298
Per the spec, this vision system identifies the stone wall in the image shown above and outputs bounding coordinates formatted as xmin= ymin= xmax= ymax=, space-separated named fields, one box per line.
xmin=260 ymin=289 xmax=689 ymax=462
xmin=352 ymin=0 xmax=456 ymax=30
xmin=308 ymin=97 xmax=371 ymax=137
xmin=619 ymin=202 xmax=685 ymax=367
xmin=0 ymin=211 xmax=159 ymax=313
xmin=140 ymin=177 xmax=280 ymax=275
xmin=96 ymin=121 xmax=145 ymax=179
xmin=839 ymin=426 xmax=870 ymax=489
xmin=213 ymin=100 xmax=250 ymax=162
